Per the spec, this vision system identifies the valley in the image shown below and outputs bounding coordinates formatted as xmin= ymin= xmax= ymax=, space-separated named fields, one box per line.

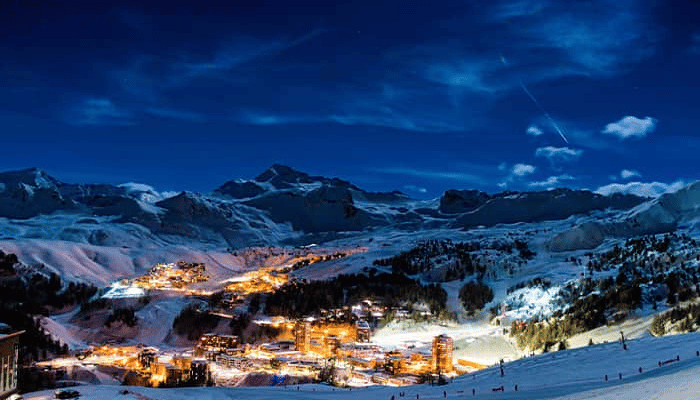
xmin=2 ymin=165 xmax=700 ymax=399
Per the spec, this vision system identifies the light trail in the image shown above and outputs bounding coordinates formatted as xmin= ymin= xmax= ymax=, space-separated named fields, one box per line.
xmin=500 ymin=53 xmax=569 ymax=144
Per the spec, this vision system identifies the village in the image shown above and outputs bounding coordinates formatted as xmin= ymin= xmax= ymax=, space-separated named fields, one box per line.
xmin=39 ymin=316 xmax=476 ymax=389
xmin=19 ymin=249 xmax=487 ymax=391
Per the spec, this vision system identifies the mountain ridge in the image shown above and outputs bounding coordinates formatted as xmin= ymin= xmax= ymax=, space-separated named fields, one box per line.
xmin=0 ymin=165 xmax=691 ymax=252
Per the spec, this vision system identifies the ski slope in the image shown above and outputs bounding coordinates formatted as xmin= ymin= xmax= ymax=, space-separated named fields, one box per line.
xmin=23 ymin=330 xmax=700 ymax=399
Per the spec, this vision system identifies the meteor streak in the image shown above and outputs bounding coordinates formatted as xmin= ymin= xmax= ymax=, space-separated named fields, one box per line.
xmin=499 ymin=53 xmax=569 ymax=144
xmin=518 ymin=80 xmax=569 ymax=144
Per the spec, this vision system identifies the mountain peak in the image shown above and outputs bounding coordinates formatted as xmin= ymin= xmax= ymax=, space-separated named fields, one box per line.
xmin=255 ymin=164 xmax=313 ymax=186
xmin=254 ymin=164 xmax=357 ymax=191
xmin=0 ymin=167 xmax=60 ymax=189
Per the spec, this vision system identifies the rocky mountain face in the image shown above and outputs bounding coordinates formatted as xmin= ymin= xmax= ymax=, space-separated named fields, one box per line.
xmin=0 ymin=168 xmax=77 ymax=219
xmin=450 ymin=188 xmax=647 ymax=229
xmin=0 ymin=165 xmax=696 ymax=252
xmin=439 ymin=189 xmax=492 ymax=214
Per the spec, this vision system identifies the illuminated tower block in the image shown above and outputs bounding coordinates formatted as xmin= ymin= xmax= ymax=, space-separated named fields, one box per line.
xmin=324 ymin=335 xmax=341 ymax=357
xmin=431 ymin=334 xmax=454 ymax=373
xmin=295 ymin=320 xmax=311 ymax=353
xmin=356 ymin=320 xmax=371 ymax=343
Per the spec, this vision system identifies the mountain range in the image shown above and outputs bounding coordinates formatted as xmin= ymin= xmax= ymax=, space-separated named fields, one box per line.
xmin=1 ymin=164 xmax=678 ymax=245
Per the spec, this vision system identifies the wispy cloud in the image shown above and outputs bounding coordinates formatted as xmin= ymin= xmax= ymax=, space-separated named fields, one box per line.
xmin=690 ymin=32 xmax=700 ymax=53
xmin=237 ymin=111 xmax=312 ymax=126
xmin=329 ymin=112 xmax=463 ymax=133
xmin=512 ymin=163 xmax=536 ymax=176
xmin=526 ymin=125 xmax=544 ymax=136
xmin=495 ymin=0 xmax=657 ymax=76
xmin=620 ymin=169 xmax=641 ymax=180
xmin=535 ymin=146 xmax=583 ymax=163
xmin=491 ymin=0 xmax=546 ymax=20
xmin=595 ymin=180 xmax=685 ymax=198
xmin=602 ymin=116 xmax=656 ymax=139
xmin=410 ymin=0 xmax=658 ymax=97
xmin=107 ymin=29 xmax=326 ymax=126
xmin=145 ymin=107 xmax=206 ymax=122
xmin=66 ymin=98 xmax=132 ymax=126
xmin=403 ymin=185 xmax=428 ymax=194
xmin=369 ymin=167 xmax=485 ymax=185
xmin=178 ymin=29 xmax=325 ymax=79
xmin=529 ymin=174 xmax=575 ymax=188
xmin=423 ymin=62 xmax=499 ymax=94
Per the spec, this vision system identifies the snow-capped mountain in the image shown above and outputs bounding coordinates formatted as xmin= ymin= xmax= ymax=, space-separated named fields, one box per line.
xmin=0 ymin=164 xmax=698 ymax=285
xmin=0 ymin=165 xmax=654 ymax=241
xmin=548 ymin=181 xmax=700 ymax=252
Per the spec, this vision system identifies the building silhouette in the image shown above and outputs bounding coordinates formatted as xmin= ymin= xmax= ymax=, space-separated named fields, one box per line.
xmin=0 ymin=325 xmax=23 ymax=400
xmin=294 ymin=320 xmax=311 ymax=353
xmin=431 ymin=334 xmax=454 ymax=373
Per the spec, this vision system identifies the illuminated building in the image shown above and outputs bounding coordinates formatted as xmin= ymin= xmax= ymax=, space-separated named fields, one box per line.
xmin=171 ymin=355 xmax=192 ymax=371
xmin=324 ymin=335 xmax=341 ymax=357
xmin=294 ymin=321 xmax=311 ymax=353
xmin=431 ymin=334 xmax=454 ymax=373
xmin=196 ymin=334 xmax=239 ymax=357
xmin=355 ymin=320 xmax=371 ymax=343
xmin=0 ymin=326 xmax=23 ymax=400
xmin=384 ymin=351 xmax=406 ymax=375
xmin=138 ymin=349 xmax=157 ymax=370
xmin=189 ymin=359 xmax=209 ymax=384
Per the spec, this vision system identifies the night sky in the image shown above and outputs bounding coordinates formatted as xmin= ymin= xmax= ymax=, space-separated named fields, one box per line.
xmin=2 ymin=0 xmax=699 ymax=198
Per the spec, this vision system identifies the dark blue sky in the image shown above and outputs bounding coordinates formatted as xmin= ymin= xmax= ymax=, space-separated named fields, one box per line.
xmin=2 ymin=0 xmax=699 ymax=198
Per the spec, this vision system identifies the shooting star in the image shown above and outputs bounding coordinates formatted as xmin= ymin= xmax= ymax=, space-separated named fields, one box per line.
xmin=518 ymin=80 xmax=569 ymax=144
xmin=499 ymin=54 xmax=569 ymax=144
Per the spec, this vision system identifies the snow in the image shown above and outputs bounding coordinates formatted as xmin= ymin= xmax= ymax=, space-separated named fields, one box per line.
xmin=4 ymin=177 xmax=700 ymax=398
xmin=102 ymin=282 xmax=146 ymax=299
xmin=40 ymin=311 xmax=86 ymax=350
xmin=372 ymin=320 xmax=520 ymax=366
xmin=22 ymin=331 xmax=700 ymax=399
xmin=117 ymin=182 xmax=176 ymax=204
xmin=505 ymin=286 xmax=565 ymax=321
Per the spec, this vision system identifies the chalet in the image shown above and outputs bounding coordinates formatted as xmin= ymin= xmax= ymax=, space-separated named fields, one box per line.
xmin=0 ymin=325 xmax=23 ymax=400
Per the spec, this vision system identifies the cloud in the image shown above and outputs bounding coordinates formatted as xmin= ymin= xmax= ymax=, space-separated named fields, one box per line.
xmin=108 ymin=29 xmax=326 ymax=125
xmin=504 ymin=2 xmax=657 ymax=76
xmin=602 ymin=116 xmax=656 ymax=139
xmin=403 ymin=185 xmax=428 ymax=194
xmin=328 ymin=113 xmax=463 ymax=133
xmin=595 ymin=180 xmax=686 ymax=198
xmin=526 ymin=125 xmax=544 ymax=136
xmin=370 ymin=167 xmax=485 ymax=185
xmin=535 ymin=146 xmax=583 ymax=163
xmin=66 ymin=98 xmax=132 ymax=126
xmin=491 ymin=0 xmax=546 ymax=20
xmin=529 ymin=174 xmax=575 ymax=188
xmin=620 ymin=169 xmax=641 ymax=180
xmin=238 ymin=111 xmax=311 ymax=126
xmin=176 ymin=29 xmax=325 ymax=82
xmin=118 ymin=182 xmax=177 ymax=203
xmin=498 ymin=162 xmax=536 ymax=188
xmin=691 ymin=32 xmax=700 ymax=53
xmin=423 ymin=62 xmax=498 ymax=94
xmin=412 ymin=0 xmax=658 ymax=97
xmin=145 ymin=108 xmax=206 ymax=122
xmin=512 ymin=163 xmax=536 ymax=176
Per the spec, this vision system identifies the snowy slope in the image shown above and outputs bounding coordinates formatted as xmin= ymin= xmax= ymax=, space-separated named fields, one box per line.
xmin=549 ymin=181 xmax=700 ymax=251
